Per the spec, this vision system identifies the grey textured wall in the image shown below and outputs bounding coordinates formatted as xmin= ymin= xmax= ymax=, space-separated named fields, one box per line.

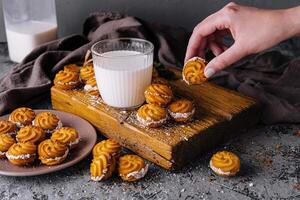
xmin=0 ymin=0 xmax=299 ymax=42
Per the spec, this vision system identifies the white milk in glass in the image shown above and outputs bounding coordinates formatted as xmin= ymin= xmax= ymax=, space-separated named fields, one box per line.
xmin=6 ymin=21 xmax=57 ymax=63
xmin=94 ymin=50 xmax=153 ymax=108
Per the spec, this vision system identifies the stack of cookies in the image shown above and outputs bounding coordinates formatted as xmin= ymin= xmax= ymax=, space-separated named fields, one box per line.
xmin=136 ymin=81 xmax=196 ymax=128
xmin=90 ymin=139 xmax=148 ymax=182
xmin=0 ymin=107 xmax=80 ymax=166
xmin=54 ymin=50 xmax=100 ymax=98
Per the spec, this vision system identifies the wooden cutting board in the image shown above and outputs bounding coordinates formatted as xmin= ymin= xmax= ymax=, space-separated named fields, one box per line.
xmin=51 ymin=66 xmax=260 ymax=170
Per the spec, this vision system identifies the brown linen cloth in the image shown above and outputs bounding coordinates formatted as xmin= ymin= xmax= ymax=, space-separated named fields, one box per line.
xmin=1 ymin=12 xmax=300 ymax=124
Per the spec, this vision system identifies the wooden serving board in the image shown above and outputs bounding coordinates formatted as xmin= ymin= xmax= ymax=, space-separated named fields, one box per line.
xmin=51 ymin=67 xmax=261 ymax=170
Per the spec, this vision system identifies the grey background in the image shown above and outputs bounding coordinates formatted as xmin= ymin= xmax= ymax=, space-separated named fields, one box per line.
xmin=0 ymin=0 xmax=299 ymax=42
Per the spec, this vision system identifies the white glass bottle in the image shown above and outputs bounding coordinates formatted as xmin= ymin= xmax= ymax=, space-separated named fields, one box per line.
xmin=2 ymin=0 xmax=58 ymax=63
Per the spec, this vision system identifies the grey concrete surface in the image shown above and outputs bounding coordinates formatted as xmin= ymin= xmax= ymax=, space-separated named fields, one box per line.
xmin=0 ymin=0 xmax=300 ymax=42
xmin=0 ymin=43 xmax=299 ymax=200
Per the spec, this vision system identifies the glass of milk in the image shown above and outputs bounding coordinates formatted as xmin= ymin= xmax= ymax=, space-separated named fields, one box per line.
xmin=91 ymin=38 xmax=154 ymax=109
xmin=2 ymin=0 xmax=57 ymax=63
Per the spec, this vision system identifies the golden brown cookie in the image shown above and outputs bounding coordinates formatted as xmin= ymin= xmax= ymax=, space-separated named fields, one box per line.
xmin=80 ymin=65 xmax=95 ymax=83
xmin=16 ymin=125 xmax=46 ymax=144
xmin=210 ymin=151 xmax=240 ymax=177
xmin=0 ymin=120 xmax=17 ymax=136
xmin=93 ymin=139 xmax=121 ymax=157
xmin=51 ymin=127 xmax=80 ymax=149
xmin=38 ymin=139 xmax=69 ymax=166
xmin=182 ymin=57 xmax=207 ymax=85
xmin=137 ymin=104 xmax=168 ymax=128
xmin=9 ymin=107 xmax=36 ymax=128
xmin=0 ymin=134 xmax=15 ymax=158
xmin=90 ymin=151 xmax=116 ymax=181
xmin=144 ymin=84 xmax=173 ymax=107
xmin=84 ymin=77 xmax=100 ymax=97
xmin=168 ymin=99 xmax=195 ymax=122
xmin=118 ymin=154 xmax=148 ymax=182
xmin=64 ymin=64 xmax=81 ymax=73
xmin=54 ymin=70 xmax=80 ymax=90
xmin=33 ymin=112 xmax=62 ymax=134
xmin=6 ymin=142 xmax=36 ymax=166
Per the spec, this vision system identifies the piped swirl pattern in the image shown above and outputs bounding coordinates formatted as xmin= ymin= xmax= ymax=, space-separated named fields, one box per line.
xmin=90 ymin=151 xmax=116 ymax=181
xmin=17 ymin=125 xmax=46 ymax=144
xmin=118 ymin=154 xmax=148 ymax=182
xmin=144 ymin=84 xmax=173 ymax=106
xmin=54 ymin=70 xmax=80 ymax=90
xmin=210 ymin=151 xmax=240 ymax=176
xmin=182 ymin=57 xmax=207 ymax=85
xmin=0 ymin=120 xmax=17 ymax=135
xmin=8 ymin=107 xmax=36 ymax=127
xmin=33 ymin=112 xmax=60 ymax=133
xmin=137 ymin=104 xmax=167 ymax=128
xmin=93 ymin=139 xmax=121 ymax=157
xmin=38 ymin=139 xmax=69 ymax=165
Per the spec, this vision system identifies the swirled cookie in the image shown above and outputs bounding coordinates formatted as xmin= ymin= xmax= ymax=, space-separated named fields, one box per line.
xmin=51 ymin=127 xmax=80 ymax=149
xmin=64 ymin=64 xmax=81 ymax=73
xmin=9 ymin=107 xmax=36 ymax=128
xmin=0 ymin=134 xmax=15 ymax=158
xmin=93 ymin=139 xmax=121 ymax=157
xmin=144 ymin=84 xmax=173 ymax=107
xmin=16 ymin=125 xmax=46 ymax=144
xmin=182 ymin=57 xmax=207 ymax=85
xmin=168 ymin=99 xmax=195 ymax=122
xmin=6 ymin=142 xmax=36 ymax=165
xmin=80 ymin=65 xmax=95 ymax=83
xmin=38 ymin=139 xmax=69 ymax=166
xmin=90 ymin=151 xmax=116 ymax=181
xmin=33 ymin=112 xmax=62 ymax=134
xmin=0 ymin=120 xmax=17 ymax=136
xmin=54 ymin=70 xmax=80 ymax=90
xmin=118 ymin=154 xmax=148 ymax=182
xmin=210 ymin=151 xmax=240 ymax=177
xmin=137 ymin=104 xmax=168 ymax=128
xmin=84 ymin=77 xmax=100 ymax=97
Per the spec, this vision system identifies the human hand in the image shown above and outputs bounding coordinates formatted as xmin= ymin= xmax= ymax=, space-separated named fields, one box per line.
xmin=185 ymin=2 xmax=300 ymax=78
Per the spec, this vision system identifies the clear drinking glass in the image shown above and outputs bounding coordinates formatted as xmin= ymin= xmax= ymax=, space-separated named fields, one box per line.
xmin=2 ymin=0 xmax=57 ymax=63
xmin=91 ymin=38 xmax=154 ymax=109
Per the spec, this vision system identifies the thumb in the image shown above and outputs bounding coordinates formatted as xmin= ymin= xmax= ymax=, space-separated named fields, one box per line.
xmin=204 ymin=43 xmax=245 ymax=78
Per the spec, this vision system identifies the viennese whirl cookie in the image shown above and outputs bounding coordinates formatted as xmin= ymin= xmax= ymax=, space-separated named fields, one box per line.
xmin=0 ymin=120 xmax=17 ymax=136
xmin=93 ymin=139 xmax=121 ymax=157
xmin=33 ymin=112 xmax=62 ymax=134
xmin=210 ymin=151 xmax=240 ymax=177
xmin=9 ymin=107 xmax=36 ymax=128
xmin=137 ymin=104 xmax=168 ymax=128
xmin=6 ymin=142 xmax=37 ymax=166
xmin=16 ymin=125 xmax=46 ymax=144
xmin=51 ymin=127 xmax=80 ymax=149
xmin=64 ymin=64 xmax=81 ymax=73
xmin=118 ymin=154 xmax=148 ymax=182
xmin=182 ymin=57 xmax=207 ymax=85
xmin=84 ymin=77 xmax=100 ymax=97
xmin=80 ymin=65 xmax=95 ymax=83
xmin=0 ymin=134 xmax=15 ymax=158
xmin=144 ymin=84 xmax=173 ymax=107
xmin=168 ymin=99 xmax=195 ymax=122
xmin=38 ymin=139 xmax=69 ymax=166
xmin=54 ymin=70 xmax=80 ymax=90
xmin=90 ymin=151 xmax=116 ymax=181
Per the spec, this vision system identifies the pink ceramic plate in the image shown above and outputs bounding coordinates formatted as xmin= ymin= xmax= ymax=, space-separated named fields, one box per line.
xmin=0 ymin=109 xmax=97 ymax=176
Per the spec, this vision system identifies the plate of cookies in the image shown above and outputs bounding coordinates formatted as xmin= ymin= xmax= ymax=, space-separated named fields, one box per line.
xmin=0 ymin=107 xmax=97 ymax=176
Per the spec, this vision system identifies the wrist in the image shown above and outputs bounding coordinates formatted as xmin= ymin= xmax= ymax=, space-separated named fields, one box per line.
xmin=282 ymin=6 xmax=300 ymax=38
